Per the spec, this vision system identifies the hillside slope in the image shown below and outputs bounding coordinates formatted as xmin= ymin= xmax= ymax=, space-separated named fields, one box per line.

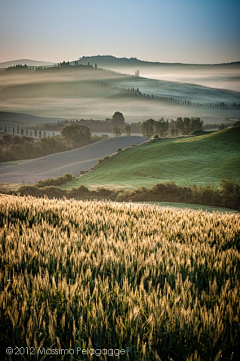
xmin=78 ymin=55 xmax=240 ymax=92
xmin=0 ymin=59 xmax=54 ymax=68
xmin=0 ymin=66 xmax=239 ymax=122
xmin=65 ymin=127 xmax=240 ymax=189
xmin=78 ymin=55 xmax=240 ymax=67
xmin=0 ymin=136 xmax=147 ymax=184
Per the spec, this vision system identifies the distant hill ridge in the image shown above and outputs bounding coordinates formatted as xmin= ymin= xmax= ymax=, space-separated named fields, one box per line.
xmin=78 ymin=55 xmax=240 ymax=67
xmin=1 ymin=56 xmax=239 ymax=69
xmin=0 ymin=59 xmax=54 ymax=68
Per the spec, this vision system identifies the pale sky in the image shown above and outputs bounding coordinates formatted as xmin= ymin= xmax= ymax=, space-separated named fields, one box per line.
xmin=0 ymin=0 xmax=240 ymax=64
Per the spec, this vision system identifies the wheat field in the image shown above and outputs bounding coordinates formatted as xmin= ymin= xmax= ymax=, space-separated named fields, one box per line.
xmin=0 ymin=195 xmax=239 ymax=360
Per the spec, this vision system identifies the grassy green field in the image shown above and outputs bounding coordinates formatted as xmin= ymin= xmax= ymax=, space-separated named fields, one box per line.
xmin=63 ymin=126 xmax=240 ymax=190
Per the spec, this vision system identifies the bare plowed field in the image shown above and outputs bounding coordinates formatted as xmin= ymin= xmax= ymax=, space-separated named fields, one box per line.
xmin=0 ymin=136 xmax=147 ymax=184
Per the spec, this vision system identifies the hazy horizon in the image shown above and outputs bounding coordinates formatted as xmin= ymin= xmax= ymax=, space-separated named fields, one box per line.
xmin=0 ymin=0 xmax=240 ymax=65
xmin=1 ymin=55 xmax=240 ymax=67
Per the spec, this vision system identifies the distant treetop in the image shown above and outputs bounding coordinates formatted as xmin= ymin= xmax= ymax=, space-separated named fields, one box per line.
xmin=112 ymin=112 xmax=125 ymax=129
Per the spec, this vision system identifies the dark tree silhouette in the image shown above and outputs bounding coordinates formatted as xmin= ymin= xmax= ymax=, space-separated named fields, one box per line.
xmin=113 ymin=126 xmax=122 ymax=137
xmin=112 ymin=112 xmax=125 ymax=129
xmin=61 ymin=124 xmax=91 ymax=147
xmin=124 ymin=124 xmax=132 ymax=136
xmin=140 ymin=119 xmax=155 ymax=137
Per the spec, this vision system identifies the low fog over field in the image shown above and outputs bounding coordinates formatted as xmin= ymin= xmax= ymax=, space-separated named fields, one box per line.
xmin=0 ymin=63 xmax=239 ymax=125
xmin=78 ymin=56 xmax=240 ymax=92
xmin=142 ymin=66 xmax=240 ymax=92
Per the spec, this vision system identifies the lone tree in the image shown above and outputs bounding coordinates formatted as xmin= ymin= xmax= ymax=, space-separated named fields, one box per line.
xmin=113 ymin=126 xmax=122 ymax=137
xmin=141 ymin=119 xmax=155 ymax=137
xmin=154 ymin=118 xmax=169 ymax=137
xmin=176 ymin=117 xmax=184 ymax=135
xmin=61 ymin=123 xmax=91 ymax=148
xmin=112 ymin=112 xmax=125 ymax=129
xmin=124 ymin=123 xmax=132 ymax=136
xmin=176 ymin=117 xmax=203 ymax=135
xmin=219 ymin=123 xmax=227 ymax=130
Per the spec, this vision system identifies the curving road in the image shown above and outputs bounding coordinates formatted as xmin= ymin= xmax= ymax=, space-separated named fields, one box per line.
xmin=0 ymin=136 xmax=148 ymax=184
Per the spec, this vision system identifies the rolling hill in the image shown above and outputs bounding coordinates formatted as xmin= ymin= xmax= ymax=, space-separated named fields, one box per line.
xmin=0 ymin=59 xmax=54 ymax=68
xmin=0 ymin=111 xmax=63 ymax=125
xmin=0 ymin=64 xmax=239 ymax=123
xmin=0 ymin=136 xmax=147 ymax=184
xmin=78 ymin=55 xmax=240 ymax=92
xmin=62 ymin=126 xmax=240 ymax=190
xmin=78 ymin=55 xmax=240 ymax=69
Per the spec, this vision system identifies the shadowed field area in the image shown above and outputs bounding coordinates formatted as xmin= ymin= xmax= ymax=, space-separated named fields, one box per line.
xmin=0 ymin=136 xmax=147 ymax=184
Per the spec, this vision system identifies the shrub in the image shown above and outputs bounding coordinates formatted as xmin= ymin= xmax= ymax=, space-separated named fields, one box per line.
xmin=68 ymin=185 xmax=91 ymax=198
xmin=97 ymin=155 xmax=110 ymax=165
xmin=18 ymin=185 xmax=44 ymax=197
xmin=220 ymin=179 xmax=240 ymax=210
xmin=42 ymin=186 xmax=66 ymax=199
xmin=36 ymin=174 xmax=74 ymax=187
xmin=8 ymin=179 xmax=240 ymax=211
xmin=96 ymin=187 xmax=113 ymax=198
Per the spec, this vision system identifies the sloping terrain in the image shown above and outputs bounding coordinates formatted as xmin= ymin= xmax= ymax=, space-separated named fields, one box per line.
xmin=78 ymin=55 xmax=240 ymax=91
xmin=0 ymin=136 xmax=147 ymax=184
xmin=0 ymin=59 xmax=54 ymax=68
xmin=0 ymin=66 xmax=239 ymax=123
xmin=0 ymin=111 xmax=62 ymax=124
xmin=64 ymin=127 xmax=240 ymax=189
xmin=105 ymin=75 xmax=240 ymax=104
xmin=0 ymin=112 xmax=63 ymax=138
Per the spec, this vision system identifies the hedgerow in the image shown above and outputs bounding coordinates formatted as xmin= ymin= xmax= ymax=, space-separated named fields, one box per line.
xmin=1 ymin=179 xmax=240 ymax=210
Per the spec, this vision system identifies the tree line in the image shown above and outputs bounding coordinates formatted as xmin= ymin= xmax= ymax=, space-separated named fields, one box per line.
xmin=34 ymin=114 xmax=204 ymax=138
xmin=3 ymin=178 xmax=239 ymax=211
xmin=0 ymin=114 xmax=209 ymax=162
xmin=98 ymin=80 xmax=240 ymax=110
xmin=141 ymin=117 xmax=203 ymax=137
xmin=0 ymin=126 xmax=106 ymax=162
xmin=0 ymin=134 xmax=69 ymax=162
xmin=0 ymin=112 xmax=131 ymax=162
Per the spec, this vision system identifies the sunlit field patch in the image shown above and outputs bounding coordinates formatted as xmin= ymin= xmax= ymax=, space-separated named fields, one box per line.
xmin=0 ymin=195 xmax=239 ymax=360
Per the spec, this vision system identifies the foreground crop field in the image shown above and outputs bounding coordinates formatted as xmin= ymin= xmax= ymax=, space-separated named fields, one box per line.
xmin=0 ymin=195 xmax=239 ymax=360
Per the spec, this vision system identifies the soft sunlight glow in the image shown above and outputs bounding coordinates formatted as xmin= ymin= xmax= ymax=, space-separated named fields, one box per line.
xmin=0 ymin=0 xmax=239 ymax=64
